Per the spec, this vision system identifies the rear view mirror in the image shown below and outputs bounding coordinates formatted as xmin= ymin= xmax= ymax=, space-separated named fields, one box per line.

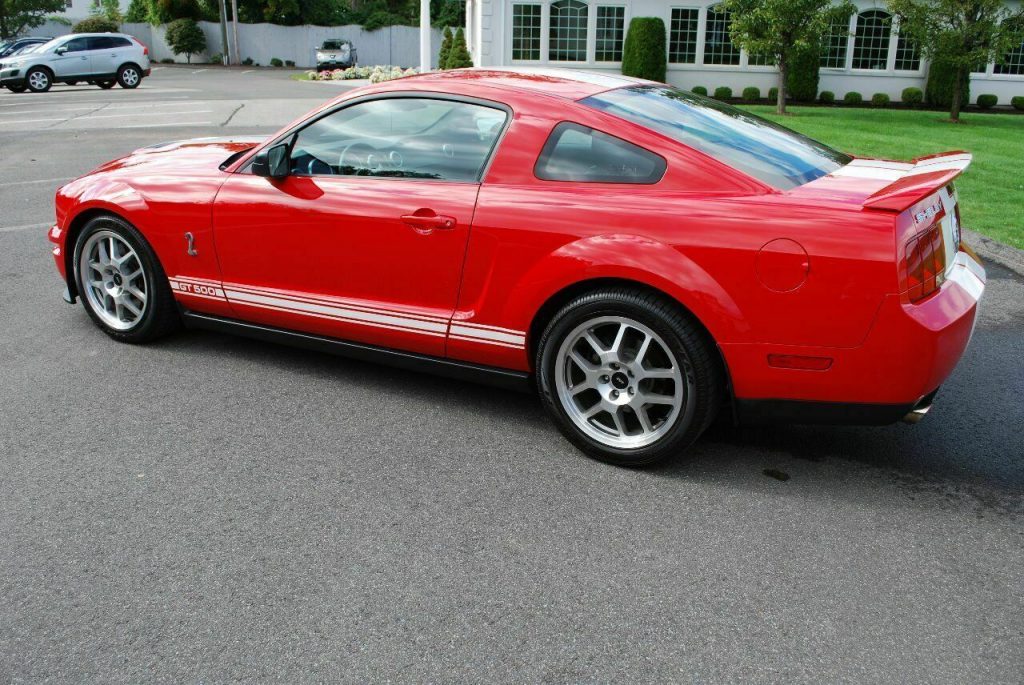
xmin=251 ymin=142 xmax=290 ymax=180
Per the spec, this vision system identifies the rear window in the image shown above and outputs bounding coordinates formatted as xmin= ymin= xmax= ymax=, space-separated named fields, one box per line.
xmin=582 ymin=85 xmax=850 ymax=190
xmin=535 ymin=122 xmax=666 ymax=184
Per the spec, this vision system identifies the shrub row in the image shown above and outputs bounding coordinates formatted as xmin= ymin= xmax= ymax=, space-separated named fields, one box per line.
xmin=690 ymin=84 xmax=1021 ymax=111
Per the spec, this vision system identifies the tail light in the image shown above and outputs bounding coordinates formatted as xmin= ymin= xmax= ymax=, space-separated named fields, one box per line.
xmin=904 ymin=223 xmax=946 ymax=303
xmin=132 ymin=36 xmax=149 ymax=56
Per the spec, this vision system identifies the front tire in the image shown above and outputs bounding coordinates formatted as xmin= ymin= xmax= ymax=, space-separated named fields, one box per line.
xmin=72 ymin=215 xmax=179 ymax=343
xmin=25 ymin=67 xmax=51 ymax=93
xmin=117 ymin=64 xmax=141 ymax=89
xmin=536 ymin=288 xmax=724 ymax=466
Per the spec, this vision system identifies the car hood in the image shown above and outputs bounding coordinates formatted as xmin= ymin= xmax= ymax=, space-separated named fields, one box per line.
xmin=89 ymin=137 xmax=266 ymax=176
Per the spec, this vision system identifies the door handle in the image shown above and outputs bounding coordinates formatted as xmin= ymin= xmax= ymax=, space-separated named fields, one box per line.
xmin=400 ymin=210 xmax=456 ymax=234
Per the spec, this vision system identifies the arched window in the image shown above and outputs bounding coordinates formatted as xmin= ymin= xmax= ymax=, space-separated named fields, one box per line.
xmin=549 ymin=0 xmax=589 ymax=62
xmin=852 ymin=10 xmax=891 ymax=70
xmin=821 ymin=15 xmax=851 ymax=69
xmin=704 ymin=5 xmax=741 ymax=65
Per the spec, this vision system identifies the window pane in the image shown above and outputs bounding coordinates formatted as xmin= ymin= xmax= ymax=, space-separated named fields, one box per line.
xmin=820 ymin=15 xmax=850 ymax=68
xmin=704 ymin=6 xmax=740 ymax=66
xmin=289 ymin=99 xmax=506 ymax=183
xmin=549 ymin=0 xmax=589 ymax=62
xmin=595 ymin=6 xmax=625 ymax=62
xmin=994 ymin=20 xmax=1024 ymax=75
xmin=511 ymin=4 xmax=542 ymax=61
xmin=747 ymin=52 xmax=775 ymax=66
xmin=852 ymin=10 xmax=891 ymax=70
xmin=535 ymin=122 xmax=666 ymax=183
xmin=893 ymin=30 xmax=919 ymax=71
xmin=669 ymin=8 xmax=699 ymax=64
xmin=584 ymin=86 xmax=850 ymax=190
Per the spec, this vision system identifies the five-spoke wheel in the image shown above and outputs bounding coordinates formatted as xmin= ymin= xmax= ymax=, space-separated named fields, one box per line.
xmin=538 ymin=288 xmax=723 ymax=466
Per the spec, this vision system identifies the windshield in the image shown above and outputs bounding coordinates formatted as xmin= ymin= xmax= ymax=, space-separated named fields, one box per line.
xmin=30 ymin=37 xmax=67 ymax=53
xmin=14 ymin=44 xmax=40 ymax=55
xmin=321 ymin=40 xmax=346 ymax=50
xmin=582 ymin=86 xmax=850 ymax=190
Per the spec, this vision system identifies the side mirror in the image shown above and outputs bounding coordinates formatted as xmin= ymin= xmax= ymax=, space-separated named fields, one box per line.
xmin=55 ymin=46 xmax=67 ymax=55
xmin=251 ymin=142 xmax=290 ymax=180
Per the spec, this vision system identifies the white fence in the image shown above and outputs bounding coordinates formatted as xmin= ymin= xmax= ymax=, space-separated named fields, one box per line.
xmin=26 ymin=21 xmax=444 ymax=69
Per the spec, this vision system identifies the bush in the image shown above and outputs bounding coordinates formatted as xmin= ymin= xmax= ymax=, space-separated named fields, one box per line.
xmin=926 ymin=58 xmax=969 ymax=109
xmin=714 ymin=86 xmax=733 ymax=100
xmin=621 ymin=17 xmax=667 ymax=82
xmin=444 ymin=27 xmax=473 ymax=68
xmin=166 ymin=17 xmax=206 ymax=64
xmin=72 ymin=17 xmax=120 ymax=33
xmin=977 ymin=94 xmax=997 ymax=109
xmin=242 ymin=57 xmax=254 ymax=66
xmin=768 ymin=86 xmax=778 ymax=102
xmin=691 ymin=85 xmax=707 ymax=96
xmin=902 ymin=87 xmax=924 ymax=106
xmin=871 ymin=92 xmax=890 ymax=106
xmin=285 ymin=60 xmax=295 ymax=67
xmin=741 ymin=86 xmax=760 ymax=101
xmin=125 ymin=0 xmax=147 ymax=22
xmin=208 ymin=53 xmax=222 ymax=65
xmin=270 ymin=57 xmax=283 ymax=67
xmin=438 ymin=26 xmax=453 ymax=69
xmin=1013 ymin=96 xmax=1024 ymax=111
xmin=843 ymin=91 xmax=863 ymax=105
xmin=819 ymin=90 xmax=835 ymax=104
xmin=160 ymin=57 xmax=173 ymax=64
xmin=786 ymin=46 xmax=820 ymax=102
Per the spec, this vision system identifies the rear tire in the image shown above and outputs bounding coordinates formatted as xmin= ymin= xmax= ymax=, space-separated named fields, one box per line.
xmin=72 ymin=215 xmax=180 ymax=343
xmin=117 ymin=64 xmax=141 ymax=89
xmin=25 ymin=67 xmax=51 ymax=93
xmin=536 ymin=288 xmax=724 ymax=466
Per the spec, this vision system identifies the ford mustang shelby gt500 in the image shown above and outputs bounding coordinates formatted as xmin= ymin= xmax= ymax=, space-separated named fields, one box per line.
xmin=49 ymin=69 xmax=986 ymax=466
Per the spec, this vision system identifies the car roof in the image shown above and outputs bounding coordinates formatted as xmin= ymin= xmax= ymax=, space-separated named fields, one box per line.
xmin=402 ymin=67 xmax=654 ymax=101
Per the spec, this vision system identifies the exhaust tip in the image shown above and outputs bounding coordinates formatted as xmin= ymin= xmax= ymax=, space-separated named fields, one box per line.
xmin=902 ymin=390 xmax=938 ymax=424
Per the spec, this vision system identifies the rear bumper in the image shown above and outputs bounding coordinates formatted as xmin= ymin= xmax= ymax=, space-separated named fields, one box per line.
xmin=725 ymin=249 xmax=985 ymax=423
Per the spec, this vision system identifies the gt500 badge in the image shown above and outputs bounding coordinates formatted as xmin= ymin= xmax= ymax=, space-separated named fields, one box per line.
xmin=914 ymin=200 xmax=942 ymax=225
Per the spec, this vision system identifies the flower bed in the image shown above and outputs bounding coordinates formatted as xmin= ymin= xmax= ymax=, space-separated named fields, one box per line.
xmin=307 ymin=65 xmax=418 ymax=83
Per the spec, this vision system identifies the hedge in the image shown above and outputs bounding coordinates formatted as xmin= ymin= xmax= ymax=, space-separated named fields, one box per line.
xmin=768 ymin=86 xmax=778 ymax=102
xmin=691 ymin=85 xmax=707 ymax=95
xmin=977 ymin=94 xmax=998 ymax=109
xmin=819 ymin=90 xmax=835 ymax=104
xmin=926 ymin=58 xmax=970 ymax=109
xmin=871 ymin=92 xmax=890 ymax=106
xmin=1013 ymin=96 xmax=1024 ymax=111
xmin=785 ymin=46 xmax=820 ymax=102
xmin=72 ymin=17 xmax=119 ymax=33
xmin=621 ymin=18 xmax=667 ymax=82
xmin=902 ymin=87 xmax=924 ymax=106
xmin=843 ymin=91 xmax=863 ymax=105
xmin=741 ymin=86 xmax=760 ymax=101
xmin=714 ymin=86 xmax=733 ymax=100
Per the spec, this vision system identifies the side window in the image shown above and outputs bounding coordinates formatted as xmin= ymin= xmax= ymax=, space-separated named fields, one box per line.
xmin=287 ymin=98 xmax=507 ymax=182
xmin=535 ymin=122 xmax=666 ymax=184
xmin=90 ymin=37 xmax=114 ymax=50
xmin=62 ymin=37 xmax=90 ymax=53
xmin=111 ymin=37 xmax=132 ymax=48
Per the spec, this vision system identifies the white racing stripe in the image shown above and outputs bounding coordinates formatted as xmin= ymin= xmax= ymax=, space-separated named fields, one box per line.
xmin=169 ymin=275 xmax=527 ymax=348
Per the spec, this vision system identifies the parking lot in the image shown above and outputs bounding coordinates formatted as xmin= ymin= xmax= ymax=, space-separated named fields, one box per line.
xmin=1 ymin=68 xmax=1022 ymax=682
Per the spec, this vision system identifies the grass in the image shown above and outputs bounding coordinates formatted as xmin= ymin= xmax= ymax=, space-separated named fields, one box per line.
xmin=741 ymin=105 xmax=1024 ymax=249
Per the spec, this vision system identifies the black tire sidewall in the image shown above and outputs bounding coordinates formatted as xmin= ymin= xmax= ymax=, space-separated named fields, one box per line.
xmin=72 ymin=216 xmax=173 ymax=343
xmin=537 ymin=293 xmax=717 ymax=466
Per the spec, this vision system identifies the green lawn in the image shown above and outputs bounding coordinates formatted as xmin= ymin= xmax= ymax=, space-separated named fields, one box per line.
xmin=741 ymin=106 xmax=1024 ymax=249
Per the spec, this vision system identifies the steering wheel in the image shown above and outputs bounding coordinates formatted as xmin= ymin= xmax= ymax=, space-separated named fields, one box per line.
xmin=339 ymin=142 xmax=379 ymax=172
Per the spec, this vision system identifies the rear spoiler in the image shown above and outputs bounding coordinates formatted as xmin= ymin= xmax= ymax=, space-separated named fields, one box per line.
xmin=859 ymin=152 xmax=972 ymax=212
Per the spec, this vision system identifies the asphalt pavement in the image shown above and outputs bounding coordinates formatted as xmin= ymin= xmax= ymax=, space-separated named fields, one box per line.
xmin=1 ymin=67 xmax=1022 ymax=683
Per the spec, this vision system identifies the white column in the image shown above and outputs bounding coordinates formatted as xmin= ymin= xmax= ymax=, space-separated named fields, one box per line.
xmin=420 ymin=0 xmax=431 ymax=72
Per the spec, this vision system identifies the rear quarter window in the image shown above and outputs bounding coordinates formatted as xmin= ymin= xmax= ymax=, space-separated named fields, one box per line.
xmin=535 ymin=122 xmax=666 ymax=184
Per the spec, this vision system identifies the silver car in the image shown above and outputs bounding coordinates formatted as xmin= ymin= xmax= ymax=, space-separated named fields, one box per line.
xmin=0 ymin=32 xmax=150 ymax=93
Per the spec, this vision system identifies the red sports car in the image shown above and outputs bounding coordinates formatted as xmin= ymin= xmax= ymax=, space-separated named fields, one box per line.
xmin=49 ymin=69 xmax=986 ymax=465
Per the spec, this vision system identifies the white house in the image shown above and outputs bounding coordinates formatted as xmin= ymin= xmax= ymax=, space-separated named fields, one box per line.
xmin=462 ymin=0 xmax=1024 ymax=103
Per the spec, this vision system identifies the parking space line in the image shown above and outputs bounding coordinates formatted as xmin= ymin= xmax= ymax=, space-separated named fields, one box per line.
xmin=119 ymin=121 xmax=214 ymax=128
xmin=0 ymin=177 xmax=71 ymax=187
xmin=0 ymin=106 xmax=99 ymax=115
xmin=0 ymin=222 xmax=49 ymax=233
xmin=191 ymin=69 xmax=207 ymax=74
xmin=80 ymin=109 xmax=213 ymax=120
xmin=0 ymin=118 xmax=67 ymax=124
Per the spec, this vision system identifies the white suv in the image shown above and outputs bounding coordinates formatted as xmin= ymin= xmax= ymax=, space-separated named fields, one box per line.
xmin=0 ymin=32 xmax=150 ymax=93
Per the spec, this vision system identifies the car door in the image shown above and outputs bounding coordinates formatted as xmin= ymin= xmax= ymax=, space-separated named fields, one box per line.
xmin=49 ymin=36 xmax=96 ymax=78
xmin=212 ymin=95 xmax=509 ymax=357
xmin=88 ymin=36 xmax=119 ymax=76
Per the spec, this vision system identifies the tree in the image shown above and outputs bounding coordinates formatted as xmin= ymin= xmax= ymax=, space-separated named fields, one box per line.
xmin=0 ymin=0 xmax=65 ymax=39
xmin=90 ymin=0 xmax=123 ymax=23
xmin=621 ymin=17 xmax=667 ymax=82
xmin=166 ymin=16 xmax=206 ymax=62
xmin=887 ymin=0 xmax=1024 ymax=121
xmin=444 ymin=25 xmax=471 ymax=68
xmin=125 ymin=0 xmax=148 ymax=22
xmin=438 ymin=25 xmax=452 ymax=69
xmin=73 ymin=16 xmax=120 ymax=32
xmin=722 ymin=0 xmax=855 ymax=114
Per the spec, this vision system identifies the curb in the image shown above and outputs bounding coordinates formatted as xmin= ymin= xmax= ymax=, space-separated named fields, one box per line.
xmin=964 ymin=229 xmax=1024 ymax=277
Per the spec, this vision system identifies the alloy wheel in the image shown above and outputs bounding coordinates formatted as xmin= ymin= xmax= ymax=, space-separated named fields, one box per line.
xmin=121 ymin=67 xmax=139 ymax=87
xmin=27 ymin=70 xmax=49 ymax=91
xmin=78 ymin=230 xmax=148 ymax=331
xmin=554 ymin=315 xmax=691 ymax=449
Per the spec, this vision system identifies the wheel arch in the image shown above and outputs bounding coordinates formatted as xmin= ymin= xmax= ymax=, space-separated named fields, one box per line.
xmin=63 ymin=206 xmax=140 ymax=298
